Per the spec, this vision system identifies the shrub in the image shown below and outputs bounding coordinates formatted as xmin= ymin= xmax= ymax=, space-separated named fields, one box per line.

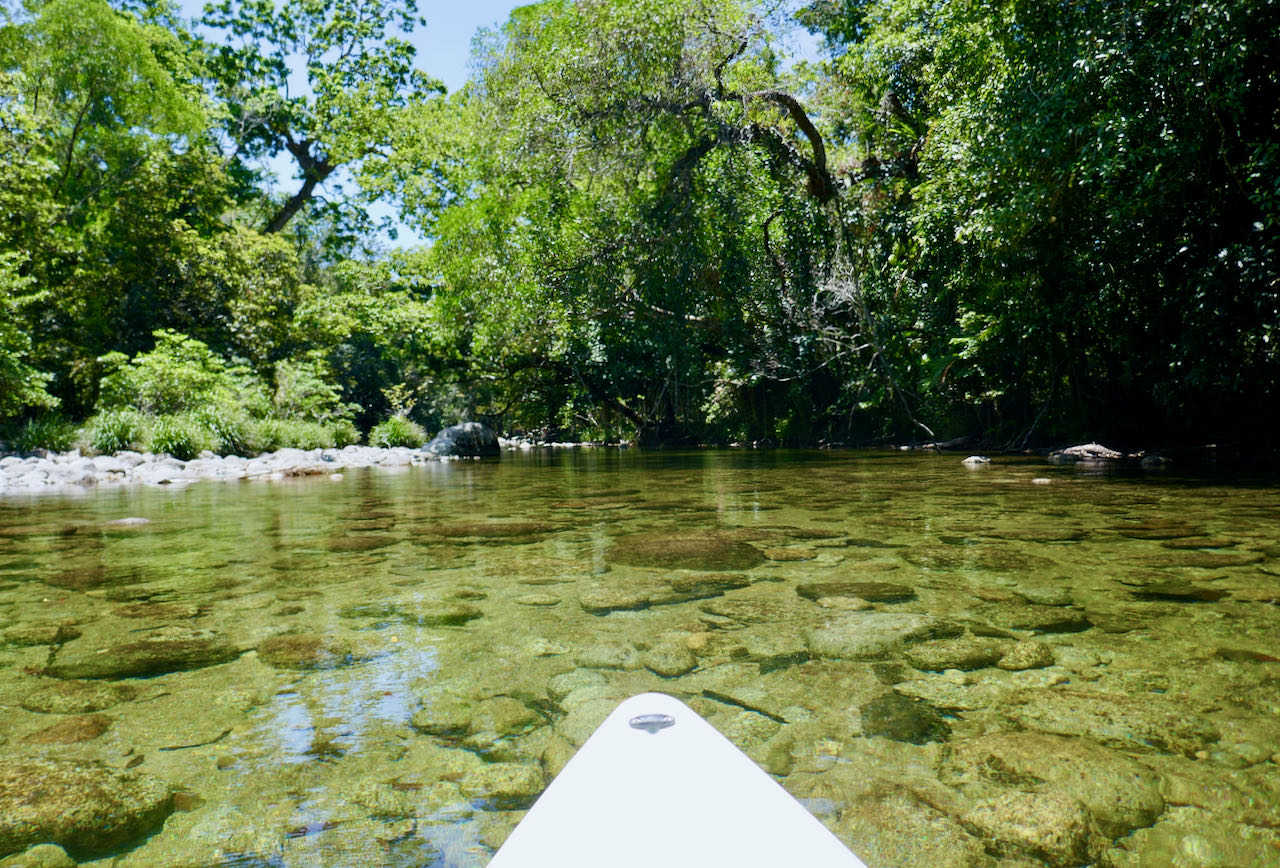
xmin=189 ymin=405 xmax=264 ymax=457
xmin=146 ymin=414 xmax=215 ymax=461
xmin=98 ymin=330 xmax=269 ymax=416
xmin=12 ymin=415 xmax=78 ymax=452
xmin=330 ymin=418 xmax=361 ymax=448
xmin=79 ymin=409 xmax=148 ymax=454
xmin=258 ymin=419 xmax=338 ymax=451
xmin=273 ymin=358 xmax=358 ymax=424
xmin=368 ymin=416 xmax=427 ymax=448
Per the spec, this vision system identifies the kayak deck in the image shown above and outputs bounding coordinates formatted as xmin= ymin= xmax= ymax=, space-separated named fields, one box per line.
xmin=488 ymin=692 xmax=867 ymax=867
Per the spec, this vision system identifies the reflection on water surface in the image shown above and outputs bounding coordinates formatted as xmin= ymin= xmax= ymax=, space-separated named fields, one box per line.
xmin=1 ymin=450 xmax=1278 ymax=867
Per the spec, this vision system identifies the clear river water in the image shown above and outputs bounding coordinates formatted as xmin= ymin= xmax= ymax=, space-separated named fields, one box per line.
xmin=0 ymin=449 xmax=1277 ymax=867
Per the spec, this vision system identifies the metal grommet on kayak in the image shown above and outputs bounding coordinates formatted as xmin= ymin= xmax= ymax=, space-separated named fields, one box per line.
xmin=628 ymin=712 xmax=675 ymax=734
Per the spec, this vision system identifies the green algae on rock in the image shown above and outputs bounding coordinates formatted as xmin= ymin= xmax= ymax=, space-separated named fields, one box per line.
xmin=608 ymin=533 xmax=766 ymax=571
xmin=46 ymin=629 xmax=240 ymax=679
xmin=805 ymin=612 xmax=963 ymax=660
xmin=20 ymin=714 xmax=112 ymax=745
xmin=858 ymin=692 xmax=952 ymax=744
xmin=795 ymin=581 xmax=915 ymax=603
xmin=2 ymin=625 xmax=81 ymax=647
xmin=256 ymin=633 xmax=354 ymax=670
xmin=0 ymin=759 xmax=173 ymax=858
xmin=19 ymin=679 xmax=136 ymax=714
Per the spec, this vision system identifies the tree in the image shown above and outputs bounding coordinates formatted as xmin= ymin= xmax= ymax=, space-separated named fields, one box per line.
xmin=385 ymin=0 xmax=862 ymax=442
xmin=199 ymin=0 xmax=442 ymax=234
xmin=801 ymin=0 xmax=1280 ymax=445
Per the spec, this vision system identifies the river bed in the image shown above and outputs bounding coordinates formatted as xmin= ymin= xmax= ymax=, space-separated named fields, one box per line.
xmin=0 ymin=450 xmax=1277 ymax=867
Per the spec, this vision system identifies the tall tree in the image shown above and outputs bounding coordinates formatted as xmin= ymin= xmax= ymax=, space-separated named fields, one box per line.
xmin=199 ymin=0 xmax=442 ymax=234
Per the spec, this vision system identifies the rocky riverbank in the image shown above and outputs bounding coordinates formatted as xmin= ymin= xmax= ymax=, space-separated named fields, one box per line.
xmin=0 ymin=422 xmax=517 ymax=496
xmin=0 ymin=446 xmax=451 ymax=495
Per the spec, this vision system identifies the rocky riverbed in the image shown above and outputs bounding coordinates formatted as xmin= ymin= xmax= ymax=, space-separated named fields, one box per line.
xmin=0 ymin=449 xmax=1278 ymax=866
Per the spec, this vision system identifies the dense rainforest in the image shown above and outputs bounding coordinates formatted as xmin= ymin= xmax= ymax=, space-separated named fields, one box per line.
xmin=1 ymin=0 xmax=1276 ymax=455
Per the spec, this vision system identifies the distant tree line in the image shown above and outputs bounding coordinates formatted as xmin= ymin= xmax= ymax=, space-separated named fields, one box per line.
xmin=2 ymin=0 xmax=1276 ymax=452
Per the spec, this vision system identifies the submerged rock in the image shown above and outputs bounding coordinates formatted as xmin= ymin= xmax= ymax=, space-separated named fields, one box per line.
xmin=699 ymin=598 xmax=794 ymax=626
xmin=430 ymin=521 xmax=556 ymax=540
xmin=469 ymin=696 xmax=544 ymax=738
xmin=982 ymin=603 xmax=1092 ymax=633
xmin=406 ymin=602 xmax=483 ymax=627
xmin=640 ymin=640 xmax=697 ymax=678
xmin=834 ymin=789 xmax=988 ymax=868
xmin=0 ymin=759 xmax=173 ymax=858
xmin=47 ymin=629 xmax=239 ymax=679
xmin=996 ymin=641 xmax=1056 ymax=671
xmin=2 ymin=625 xmax=81 ymax=647
xmin=944 ymin=731 xmax=1165 ymax=838
xmin=805 ymin=612 xmax=963 ymax=661
xmin=1129 ymin=581 xmax=1231 ymax=603
xmin=608 ymin=533 xmax=766 ymax=571
xmin=20 ymin=679 xmax=136 ymax=714
xmin=0 ymin=843 xmax=76 ymax=868
xmin=998 ymin=688 xmax=1220 ymax=756
xmin=410 ymin=694 xmax=474 ymax=737
xmin=458 ymin=763 xmax=544 ymax=810
xmin=795 ymin=581 xmax=915 ymax=603
xmin=256 ymin=633 xmax=353 ymax=670
xmin=961 ymin=791 xmax=1099 ymax=866
xmin=904 ymin=636 xmax=1006 ymax=671
xmin=20 ymin=714 xmax=112 ymax=745
xmin=859 ymin=693 xmax=951 ymax=744
xmin=579 ymin=586 xmax=654 ymax=615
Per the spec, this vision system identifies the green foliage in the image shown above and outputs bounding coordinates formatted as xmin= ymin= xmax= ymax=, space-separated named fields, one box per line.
xmin=12 ymin=415 xmax=79 ymax=452
xmin=145 ymin=414 xmax=216 ymax=460
xmin=0 ymin=253 xmax=57 ymax=416
xmin=98 ymin=330 xmax=265 ymax=416
xmin=368 ymin=416 xmax=426 ymax=448
xmin=79 ymin=409 xmax=148 ymax=455
xmin=273 ymin=358 xmax=357 ymax=423
xmin=257 ymin=418 xmax=355 ymax=451
xmin=200 ymin=0 xmax=442 ymax=235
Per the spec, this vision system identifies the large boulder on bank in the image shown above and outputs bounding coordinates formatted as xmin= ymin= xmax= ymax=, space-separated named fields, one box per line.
xmin=422 ymin=422 xmax=500 ymax=457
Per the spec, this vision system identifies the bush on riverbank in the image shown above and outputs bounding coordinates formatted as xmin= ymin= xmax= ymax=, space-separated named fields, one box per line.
xmin=30 ymin=332 xmax=365 ymax=459
xmin=368 ymin=416 xmax=427 ymax=448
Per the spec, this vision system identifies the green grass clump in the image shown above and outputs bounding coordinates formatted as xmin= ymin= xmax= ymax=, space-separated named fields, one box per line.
xmin=79 ymin=409 xmax=148 ymax=454
xmin=13 ymin=415 xmax=78 ymax=452
xmin=189 ymin=406 xmax=264 ymax=457
xmin=368 ymin=416 xmax=427 ymax=448
xmin=258 ymin=419 xmax=340 ymax=451
xmin=146 ymin=414 xmax=216 ymax=460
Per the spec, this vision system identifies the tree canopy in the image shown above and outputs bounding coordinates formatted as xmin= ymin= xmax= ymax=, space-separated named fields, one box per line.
xmin=1 ymin=0 xmax=1276 ymax=452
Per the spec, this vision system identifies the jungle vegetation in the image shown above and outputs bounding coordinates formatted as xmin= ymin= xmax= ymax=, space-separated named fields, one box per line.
xmin=2 ymin=0 xmax=1276 ymax=452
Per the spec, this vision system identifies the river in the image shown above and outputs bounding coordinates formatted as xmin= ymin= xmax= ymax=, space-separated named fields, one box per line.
xmin=0 ymin=449 xmax=1277 ymax=866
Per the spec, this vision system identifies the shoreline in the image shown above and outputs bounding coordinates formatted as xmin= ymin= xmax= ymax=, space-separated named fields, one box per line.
xmin=0 ymin=438 xmax=1262 ymax=498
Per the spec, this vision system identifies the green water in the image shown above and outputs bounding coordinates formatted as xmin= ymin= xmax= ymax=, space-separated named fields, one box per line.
xmin=1 ymin=450 xmax=1278 ymax=867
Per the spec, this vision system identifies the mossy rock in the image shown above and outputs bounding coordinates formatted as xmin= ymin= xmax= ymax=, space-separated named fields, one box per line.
xmin=47 ymin=631 xmax=239 ymax=679
xmin=256 ymin=633 xmax=354 ymax=670
xmin=796 ymin=581 xmax=915 ymax=603
xmin=20 ymin=679 xmax=136 ymax=715
xmin=609 ymin=533 xmax=766 ymax=571
xmin=430 ymin=521 xmax=559 ymax=540
xmin=3 ymin=625 xmax=81 ymax=647
xmin=0 ymin=759 xmax=173 ymax=858
xmin=859 ymin=692 xmax=951 ymax=744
